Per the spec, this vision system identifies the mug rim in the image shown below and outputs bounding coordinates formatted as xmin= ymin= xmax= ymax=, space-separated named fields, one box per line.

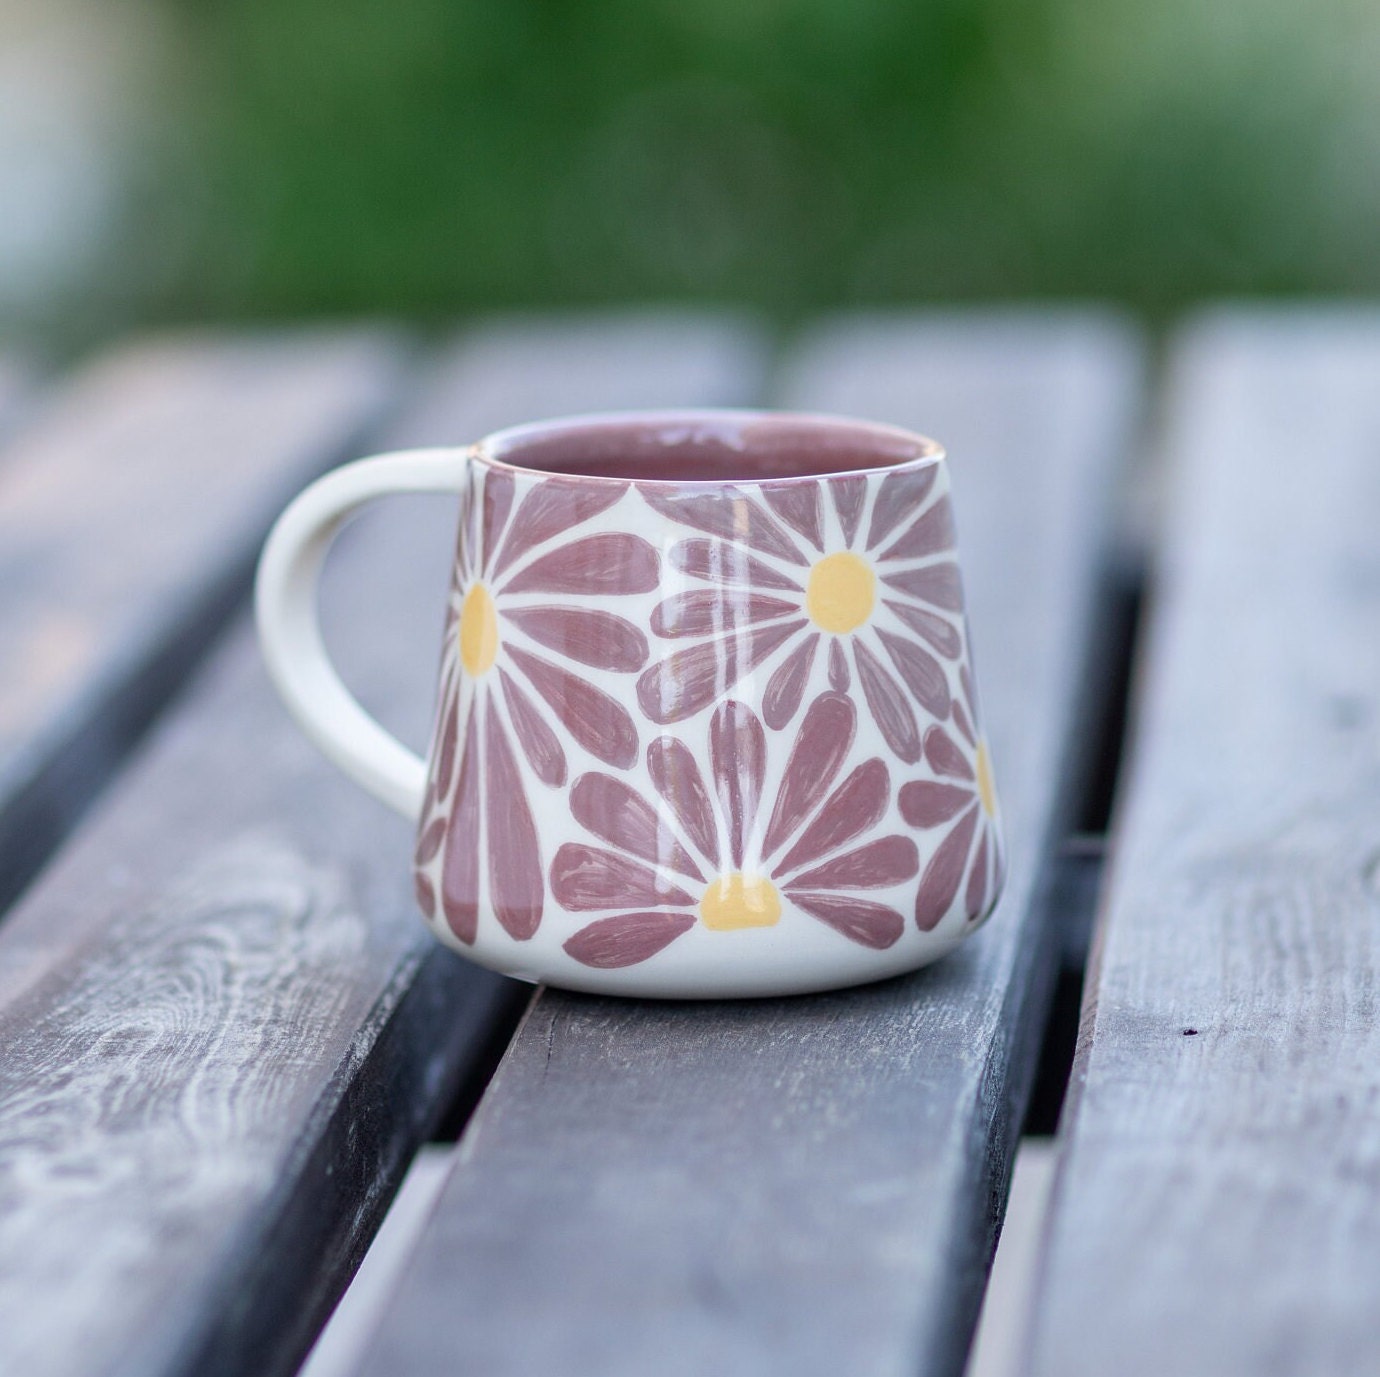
xmin=470 ymin=408 xmax=946 ymax=489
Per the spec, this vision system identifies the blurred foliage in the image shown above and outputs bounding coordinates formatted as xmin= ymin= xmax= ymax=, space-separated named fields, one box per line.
xmin=129 ymin=0 xmax=1380 ymax=320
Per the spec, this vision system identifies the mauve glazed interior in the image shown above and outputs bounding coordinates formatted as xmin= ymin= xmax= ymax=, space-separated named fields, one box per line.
xmin=481 ymin=411 xmax=943 ymax=483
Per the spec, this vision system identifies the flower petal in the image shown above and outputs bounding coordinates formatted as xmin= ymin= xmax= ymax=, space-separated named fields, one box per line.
xmin=951 ymin=697 xmax=976 ymax=747
xmin=636 ymin=619 xmax=807 ymax=724
xmin=924 ymin=723 xmax=974 ymax=780
xmin=643 ymin=489 xmax=807 ymax=565
xmin=965 ymin=830 xmax=990 ymax=921
xmin=831 ymin=475 xmax=866 ymax=545
xmin=647 ymin=737 xmax=720 ymax=868
xmin=788 ymin=892 xmax=904 ymax=949
xmin=876 ymin=627 xmax=951 ymax=717
xmin=414 ymin=872 xmax=437 ymax=919
xmin=762 ymin=690 xmax=856 ymax=857
xmin=485 ymin=704 xmax=545 ymax=939
xmin=828 ymin=639 xmax=850 ymax=691
xmin=763 ymin=634 xmax=819 ymax=729
xmin=502 ymin=533 xmax=659 ymax=596
xmin=415 ymin=816 xmax=446 ymax=865
xmin=670 ymin=539 xmax=803 ymax=591
xmin=508 ymin=645 xmax=639 ymax=769
xmin=493 ymin=476 xmax=628 ymax=578
xmin=880 ymin=494 xmax=955 ymax=561
xmin=651 ymin=590 xmax=800 ymax=639
xmin=440 ymin=708 xmax=481 ymax=943
xmin=710 ymin=700 xmax=767 ymax=869
xmin=865 ymin=466 xmax=938 ymax=550
xmin=434 ymin=696 xmax=460 ymax=797
xmin=898 ymin=779 xmax=974 ymax=827
xmin=853 ymin=640 xmax=922 ymax=763
xmin=915 ymin=805 xmax=978 ymax=931
xmin=571 ymin=773 xmax=703 ymax=880
xmin=550 ymin=843 xmax=695 ymax=910
xmin=498 ymin=669 xmax=566 ymax=786
xmin=763 ymin=484 xmax=823 ymax=549
xmin=882 ymin=561 xmax=965 ymax=611
xmin=563 ymin=911 xmax=696 ymax=968
xmin=883 ymin=599 xmax=962 ymax=658
xmin=505 ymin=605 xmax=648 ymax=671
xmin=774 ymin=759 xmax=889 ymax=878
xmin=789 ymin=835 xmax=919 ymax=890
xmin=481 ymin=468 xmax=516 ymax=573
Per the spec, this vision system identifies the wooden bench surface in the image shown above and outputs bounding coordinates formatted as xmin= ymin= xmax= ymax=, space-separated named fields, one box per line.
xmin=0 ymin=306 xmax=1374 ymax=1377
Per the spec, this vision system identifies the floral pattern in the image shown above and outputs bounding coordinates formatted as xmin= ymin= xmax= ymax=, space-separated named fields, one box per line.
xmin=634 ymin=464 xmax=966 ymax=764
xmin=553 ymin=693 xmax=920 ymax=968
xmin=413 ymin=465 xmax=659 ymax=945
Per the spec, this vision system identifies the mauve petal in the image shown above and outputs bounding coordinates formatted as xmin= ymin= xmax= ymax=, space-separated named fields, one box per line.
xmin=414 ymin=871 xmax=437 ymax=919
xmin=434 ymin=696 xmax=460 ymax=796
xmin=789 ymin=835 xmax=919 ymax=890
xmin=965 ymin=831 xmax=990 ymax=921
xmin=498 ymin=669 xmax=566 ymax=787
xmin=643 ymin=489 xmax=808 ymax=565
xmin=648 ymin=738 xmax=720 ymax=869
xmin=441 ymin=710 xmax=481 ymax=944
xmin=883 ymin=599 xmax=962 ymax=658
xmin=880 ymin=494 xmax=955 ymax=561
xmin=762 ymin=690 xmax=856 ymax=857
xmin=898 ymin=780 xmax=974 ymax=828
xmin=924 ymin=724 xmax=974 ymax=780
xmin=493 ymin=476 xmax=627 ymax=577
xmin=502 ymin=533 xmax=659 ymax=596
xmin=710 ymin=700 xmax=767 ymax=869
xmin=915 ymin=805 xmax=978 ymax=931
xmin=787 ymin=892 xmax=904 ymax=950
xmin=651 ymin=590 xmax=800 ymax=639
xmin=774 ymin=759 xmax=889 ymax=878
xmin=508 ymin=645 xmax=639 ymax=769
xmin=763 ymin=484 xmax=823 ymax=549
xmin=828 ymin=639 xmax=850 ymax=691
xmin=563 ymin=911 xmax=696 ymax=968
xmin=882 ymin=561 xmax=965 ymax=611
xmin=853 ymin=640 xmax=922 ymax=764
xmin=506 ymin=605 xmax=648 ymax=672
xmin=485 ymin=705 xmax=544 ymax=939
xmin=865 ymin=466 xmax=938 ymax=551
xmin=876 ymin=627 xmax=951 ymax=718
xmin=415 ymin=816 xmax=446 ymax=865
xmin=482 ymin=468 xmax=516 ymax=573
xmin=571 ymin=773 xmax=703 ymax=880
xmin=670 ymin=539 xmax=802 ymax=591
xmin=952 ymin=697 xmax=976 ymax=747
xmin=763 ymin=634 xmax=819 ymax=730
xmin=550 ymin=843 xmax=695 ymax=911
xmin=831 ymin=475 xmax=866 ymax=545
xmin=636 ymin=619 xmax=806 ymax=724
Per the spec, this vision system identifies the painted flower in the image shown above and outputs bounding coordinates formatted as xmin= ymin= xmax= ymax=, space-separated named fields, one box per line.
xmin=899 ymin=662 xmax=1005 ymax=930
xmin=634 ymin=465 xmax=968 ymax=764
xmin=552 ymin=692 xmax=920 ymax=968
xmin=413 ymin=467 xmax=658 ymax=945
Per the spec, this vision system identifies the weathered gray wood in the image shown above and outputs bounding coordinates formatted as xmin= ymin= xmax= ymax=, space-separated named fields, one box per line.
xmin=353 ymin=310 xmax=1144 ymax=1377
xmin=0 ymin=314 xmax=763 ymax=1377
xmin=1026 ymin=310 xmax=1380 ymax=1376
xmin=0 ymin=331 xmax=407 ymax=914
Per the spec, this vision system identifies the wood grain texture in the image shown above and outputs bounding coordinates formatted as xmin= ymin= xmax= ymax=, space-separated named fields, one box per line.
xmin=0 ymin=314 xmax=763 ymax=1377
xmin=0 ymin=331 xmax=408 ymax=915
xmin=1026 ymin=310 xmax=1380 ymax=1377
xmin=352 ymin=310 xmax=1144 ymax=1377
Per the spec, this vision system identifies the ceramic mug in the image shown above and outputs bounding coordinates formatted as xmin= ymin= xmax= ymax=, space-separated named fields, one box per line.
xmin=256 ymin=411 xmax=1004 ymax=998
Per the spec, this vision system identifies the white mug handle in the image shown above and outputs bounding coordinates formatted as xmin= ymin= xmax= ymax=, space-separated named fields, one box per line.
xmin=255 ymin=447 xmax=470 ymax=820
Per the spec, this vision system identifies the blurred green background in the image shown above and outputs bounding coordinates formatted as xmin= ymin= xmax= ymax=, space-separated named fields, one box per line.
xmin=3 ymin=0 xmax=1379 ymax=338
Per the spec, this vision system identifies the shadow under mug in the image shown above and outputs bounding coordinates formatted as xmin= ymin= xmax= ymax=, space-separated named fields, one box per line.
xmin=256 ymin=410 xmax=1004 ymax=998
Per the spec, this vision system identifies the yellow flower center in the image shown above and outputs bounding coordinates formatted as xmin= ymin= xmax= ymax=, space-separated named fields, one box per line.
xmin=699 ymin=873 xmax=782 ymax=931
xmin=459 ymin=582 xmax=499 ymax=677
xmin=806 ymin=552 xmax=875 ymax=634
xmin=976 ymin=738 xmax=997 ymax=817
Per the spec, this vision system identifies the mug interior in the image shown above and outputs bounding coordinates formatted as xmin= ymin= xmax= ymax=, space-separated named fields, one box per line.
xmin=479 ymin=411 xmax=943 ymax=484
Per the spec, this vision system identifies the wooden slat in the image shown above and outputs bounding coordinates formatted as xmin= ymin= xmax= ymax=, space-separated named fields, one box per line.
xmin=1026 ymin=310 xmax=1380 ymax=1376
xmin=352 ymin=310 xmax=1143 ymax=1377
xmin=0 ymin=314 xmax=763 ymax=1377
xmin=0 ymin=331 xmax=407 ymax=914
